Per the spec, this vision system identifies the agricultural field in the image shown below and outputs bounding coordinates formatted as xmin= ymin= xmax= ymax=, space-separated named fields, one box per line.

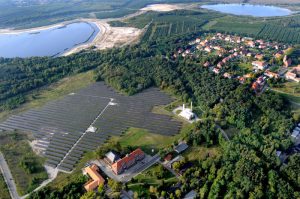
xmin=0 ymin=132 xmax=47 ymax=195
xmin=0 ymin=173 xmax=10 ymax=199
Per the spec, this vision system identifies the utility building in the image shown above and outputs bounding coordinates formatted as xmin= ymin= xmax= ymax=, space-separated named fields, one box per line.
xmin=179 ymin=102 xmax=196 ymax=121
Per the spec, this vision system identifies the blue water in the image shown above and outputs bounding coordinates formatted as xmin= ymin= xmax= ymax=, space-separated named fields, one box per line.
xmin=201 ymin=4 xmax=293 ymax=17
xmin=0 ymin=22 xmax=100 ymax=58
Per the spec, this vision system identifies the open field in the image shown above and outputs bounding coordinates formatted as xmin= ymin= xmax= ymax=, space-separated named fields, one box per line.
xmin=0 ymin=173 xmax=10 ymax=199
xmin=184 ymin=146 xmax=221 ymax=162
xmin=116 ymin=128 xmax=177 ymax=154
xmin=271 ymin=82 xmax=300 ymax=104
xmin=0 ymin=132 xmax=47 ymax=195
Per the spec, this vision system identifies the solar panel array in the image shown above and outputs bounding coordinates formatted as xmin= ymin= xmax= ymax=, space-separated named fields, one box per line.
xmin=0 ymin=82 xmax=181 ymax=172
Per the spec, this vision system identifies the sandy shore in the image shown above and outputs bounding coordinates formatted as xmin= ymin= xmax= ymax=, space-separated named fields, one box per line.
xmin=61 ymin=19 xmax=143 ymax=56
xmin=0 ymin=3 xmax=188 ymax=56
xmin=141 ymin=4 xmax=182 ymax=12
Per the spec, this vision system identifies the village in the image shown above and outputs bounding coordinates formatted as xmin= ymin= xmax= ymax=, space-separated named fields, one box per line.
xmin=173 ymin=33 xmax=300 ymax=94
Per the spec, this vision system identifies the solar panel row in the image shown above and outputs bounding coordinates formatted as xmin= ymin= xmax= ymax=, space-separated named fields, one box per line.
xmin=0 ymin=82 xmax=182 ymax=172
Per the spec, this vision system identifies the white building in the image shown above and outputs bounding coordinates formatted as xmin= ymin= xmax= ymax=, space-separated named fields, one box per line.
xmin=87 ymin=126 xmax=97 ymax=133
xmin=291 ymin=130 xmax=299 ymax=139
xmin=179 ymin=103 xmax=195 ymax=121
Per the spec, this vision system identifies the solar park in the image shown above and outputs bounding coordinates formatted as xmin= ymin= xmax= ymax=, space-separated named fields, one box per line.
xmin=0 ymin=82 xmax=181 ymax=172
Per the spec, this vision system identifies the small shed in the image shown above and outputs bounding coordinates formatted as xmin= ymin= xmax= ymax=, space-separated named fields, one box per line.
xmin=174 ymin=142 xmax=189 ymax=154
xmin=105 ymin=151 xmax=120 ymax=164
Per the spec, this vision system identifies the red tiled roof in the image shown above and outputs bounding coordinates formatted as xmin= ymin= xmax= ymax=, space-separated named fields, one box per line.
xmin=112 ymin=148 xmax=145 ymax=175
xmin=84 ymin=164 xmax=105 ymax=191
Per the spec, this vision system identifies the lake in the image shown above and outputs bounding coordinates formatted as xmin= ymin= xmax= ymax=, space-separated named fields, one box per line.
xmin=201 ymin=4 xmax=293 ymax=17
xmin=0 ymin=22 xmax=99 ymax=58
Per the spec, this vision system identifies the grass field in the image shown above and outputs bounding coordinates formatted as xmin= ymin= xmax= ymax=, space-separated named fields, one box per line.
xmin=184 ymin=146 xmax=221 ymax=162
xmin=0 ymin=71 xmax=95 ymax=122
xmin=117 ymin=128 xmax=177 ymax=154
xmin=0 ymin=173 xmax=10 ymax=199
xmin=0 ymin=132 xmax=47 ymax=195
xmin=271 ymin=81 xmax=300 ymax=104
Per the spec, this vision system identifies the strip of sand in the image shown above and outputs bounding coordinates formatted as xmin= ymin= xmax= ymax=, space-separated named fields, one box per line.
xmin=0 ymin=3 xmax=188 ymax=56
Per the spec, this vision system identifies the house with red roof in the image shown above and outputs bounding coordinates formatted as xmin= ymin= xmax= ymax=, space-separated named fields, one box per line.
xmin=83 ymin=164 xmax=105 ymax=192
xmin=111 ymin=148 xmax=145 ymax=175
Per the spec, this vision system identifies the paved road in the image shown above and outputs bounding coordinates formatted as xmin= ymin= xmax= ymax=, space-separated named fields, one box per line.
xmin=0 ymin=152 xmax=20 ymax=199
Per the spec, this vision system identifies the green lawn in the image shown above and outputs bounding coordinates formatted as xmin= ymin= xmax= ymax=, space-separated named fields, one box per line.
xmin=184 ymin=146 xmax=221 ymax=162
xmin=0 ymin=132 xmax=48 ymax=195
xmin=238 ymin=62 xmax=253 ymax=73
xmin=273 ymin=81 xmax=300 ymax=98
xmin=0 ymin=173 xmax=10 ymax=199
xmin=117 ymin=128 xmax=177 ymax=154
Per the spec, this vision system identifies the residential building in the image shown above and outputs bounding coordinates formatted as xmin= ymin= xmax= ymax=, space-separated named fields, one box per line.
xmin=223 ymin=72 xmax=232 ymax=79
xmin=255 ymin=54 xmax=264 ymax=60
xmin=285 ymin=66 xmax=300 ymax=82
xmin=213 ymin=67 xmax=220 ymax=74
xmin=264 ymin=70 xmax=279 ymax=79
xmin=252 ymin=61 xmax=268 ymax=70
xmin=203 ymin=61 xmax=210 ymax=67
xmin=283 ymin=55 xmax=292 ymax=67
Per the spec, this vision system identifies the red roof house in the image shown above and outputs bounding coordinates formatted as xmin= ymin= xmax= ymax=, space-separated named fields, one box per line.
xmin=111 ymin=148 xmax=145 ymax=175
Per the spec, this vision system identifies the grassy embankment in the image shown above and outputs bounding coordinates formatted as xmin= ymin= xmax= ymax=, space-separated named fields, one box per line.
xmin=0 ymin=173 xmax=10 ymax=199
xmin=0 ymin=132 xmax=47 ymax=195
